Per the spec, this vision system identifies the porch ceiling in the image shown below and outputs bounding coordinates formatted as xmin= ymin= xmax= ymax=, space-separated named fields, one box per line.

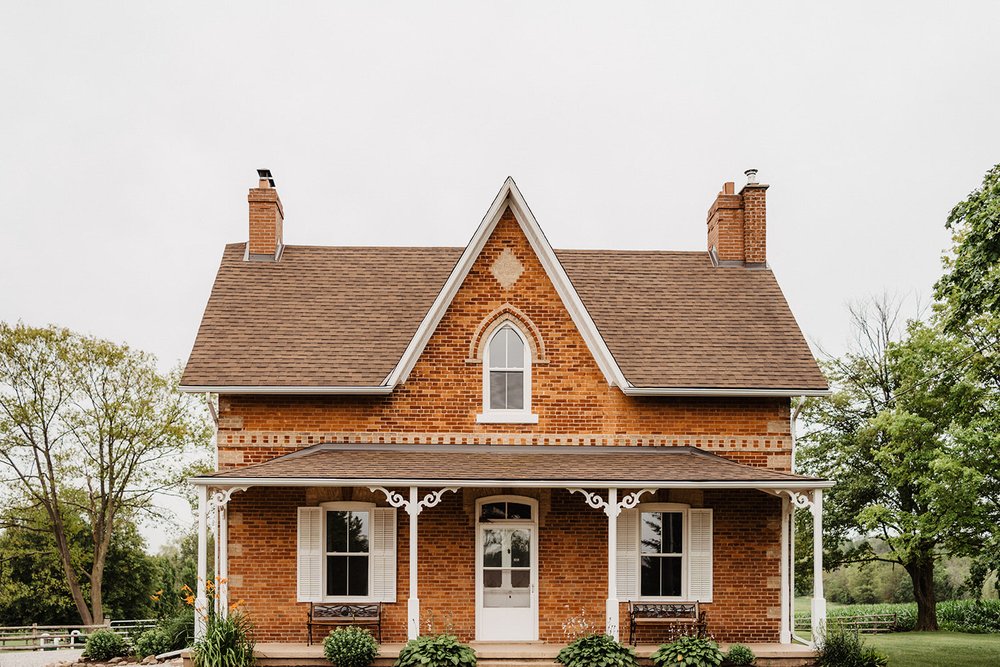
xmin=193 ymin=443 xmax=832 ymax=489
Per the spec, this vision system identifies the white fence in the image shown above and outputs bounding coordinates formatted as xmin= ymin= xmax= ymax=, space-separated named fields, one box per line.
xmin=0 ymin=619 xmax=157 ymax=651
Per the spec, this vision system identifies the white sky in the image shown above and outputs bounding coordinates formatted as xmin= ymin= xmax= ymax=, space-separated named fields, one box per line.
xmin=2 ymin=2 xmax=999 ymax=550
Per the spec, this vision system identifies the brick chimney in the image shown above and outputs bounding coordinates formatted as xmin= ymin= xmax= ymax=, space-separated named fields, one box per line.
xmin=706 ymin=169 xmax=769 ymax=267
xmin=247 ymin=169 xmax=284 ymax=260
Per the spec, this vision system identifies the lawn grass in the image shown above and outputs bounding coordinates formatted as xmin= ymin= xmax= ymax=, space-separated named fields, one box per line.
xmin=863 ymin=632 xmax=1000 ymax=667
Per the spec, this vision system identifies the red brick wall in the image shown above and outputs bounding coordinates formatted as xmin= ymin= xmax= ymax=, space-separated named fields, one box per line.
xmin=227 ymin=488 xmax=780 ymax=644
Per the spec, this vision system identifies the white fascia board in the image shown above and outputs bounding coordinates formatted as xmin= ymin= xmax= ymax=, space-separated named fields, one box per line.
xmin=190 ymin=476 xmax=835 ymax=490
xmin=622 ymin=387 xmax=832 ymax=398
xmin=178 ymin=385 xmax=393 ymax=395
xmin=384 ymin=177 xmax=628 ymax=389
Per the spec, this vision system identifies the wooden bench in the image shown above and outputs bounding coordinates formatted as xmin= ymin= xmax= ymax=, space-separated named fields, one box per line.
xmin=627 ymin=601 xmax=707 ymax=645
xmin=307 ymin=602 xmax=382 ymax=645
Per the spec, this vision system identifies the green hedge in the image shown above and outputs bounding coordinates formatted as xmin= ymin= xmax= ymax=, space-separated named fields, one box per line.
xmin=795 ymin=600 xmax=1000 ymax=634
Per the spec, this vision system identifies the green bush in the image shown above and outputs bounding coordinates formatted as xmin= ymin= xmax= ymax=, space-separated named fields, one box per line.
xmin=158 ymin=611 xmax=196 ymax=650
xmin=84 ymin=629 xmax=128 ymax=661
xmin=323 ymin=627 xmax=379 ymax=667
xmin=134 ymin=627 xmax=174 ymax=658
xmin=725 ymin=643 xmax=756 ymax=665
xmin=191 ymin=612 xmax=255 ymax=667
xmin=394 ymin=634 xmax=476 ymax=667
xmin=796 ymin=599 xmax=1000 ymax=634
xmin=816 ymin=630 xmax=888 ymax=667
xmin=651 ymin=635 xmax=724 ymax=667
xmin=556 ymin=633 xmax=638 ymax=667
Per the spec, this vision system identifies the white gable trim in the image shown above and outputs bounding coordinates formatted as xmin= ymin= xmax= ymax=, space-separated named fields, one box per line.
xmin=384 ymin=177 xmax=628 ymax=389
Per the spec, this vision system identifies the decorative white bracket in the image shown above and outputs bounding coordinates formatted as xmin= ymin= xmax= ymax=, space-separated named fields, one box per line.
xmin=369 ymin=487 xmax=459 ymax=516
xmin=567 ymin=488 xmax=656 ymax=517
xmin=208 ymin=486 xmax=249 ymax=509
xmin=762 ymin=488 xmax=818 ymax=514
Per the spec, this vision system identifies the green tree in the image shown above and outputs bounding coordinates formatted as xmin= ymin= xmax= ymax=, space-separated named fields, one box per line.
xmin=0 ymin=323 xmax=211 ymax=625
xmin=934 ymin=163 xmax=1000 ymax=594
xmin=798 ymin=298 xmax=994 ymax=630
xmin=0 ymin=504 xmax=158 ymax=625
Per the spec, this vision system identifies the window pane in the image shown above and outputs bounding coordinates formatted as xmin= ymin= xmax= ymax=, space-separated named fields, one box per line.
xmin=506 ymin=330 xmax=524 ymax=369
xmin=510 ymin=529 xmax=530 ymax=567
xmin=327 ymin=555 xmax=347 ymax=596
xmin=347 ymin=555 xmax=369 ymax=596
xmin=347 ymin=512 xmax=369 ymax=554
xmin=641 ymin=512 xmax=662 ymax=554
xmin=510 ymin=570 xmax=530 ymax=588
xmin=664 ymin=513 xmax=683 ymax=555
xmin=327 ymin=511 xmax=348 ymax=553
xmin=640 ymin=555 xmax=660 ymax=596
xmin=489 ymin=330 xmax=507 ymax=368
xmin=480 ymin=502 xmax=507 ymax=521
xmin=507 ymin=503 xmax=532 ymax=520
xmin=483 ymin=530 xmax=503 ymax=567
xmin=506 ymin=372 xmax=524 ymax=409
xmin=490 ymin=371 xmax=507 ymax=409
xmin=660 ymin=557 xmax=682 ymax=597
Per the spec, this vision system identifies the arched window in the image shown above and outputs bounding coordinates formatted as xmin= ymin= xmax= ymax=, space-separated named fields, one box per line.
xmin=477 ymin=324 xmax=537 ymax=423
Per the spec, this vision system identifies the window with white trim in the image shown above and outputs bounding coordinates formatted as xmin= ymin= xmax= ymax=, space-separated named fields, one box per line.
xmin=325 ymin=508 xmax=370 ymax=597
xmin=478 ymin=324 xmax=536 ymax=423
xmin=640 ymin=510 xmax=684 ymax=597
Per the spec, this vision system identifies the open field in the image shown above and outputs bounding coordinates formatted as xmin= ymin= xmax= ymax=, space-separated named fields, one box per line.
xmin=866 ymin=631 xmax=1000 ymax=667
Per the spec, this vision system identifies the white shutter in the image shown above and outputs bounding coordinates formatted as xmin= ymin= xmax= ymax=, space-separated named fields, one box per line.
xmin=688 ymin=508 xmax=713 ymax=602
xmin=616 ymin=508 xmax=638 ymax=599
xmin=297 ymin=507 xmax=323 ymax=602
xmin=371 ymin=508 xmax=397 ymax=602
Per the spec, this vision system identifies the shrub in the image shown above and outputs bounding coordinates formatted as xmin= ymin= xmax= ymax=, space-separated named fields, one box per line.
xmin=651 ymin=635 xmax=724 ymax=667
xmin=556 ymin=633 xmax=638 ymax=667
xmin=725 ymin=643 xmax=756 ymax=665
xmin=84 ymin=629 xmax=128 ymax=661
xmin=134 ymin=627 xmax=174 ymax=658
xmin=815 ymin=630 xmax=887 ymax=667
xmin=798 ymin=599 xmax=1000 ymax=634
xmin=191 ymin=612 xmax=255 ymax=667
xmin=159 ymin=611 xmax=196 ymax=651
xmin=394 ymin=634 xmax=476 ymax=667
xmin=323 ymin=627 xmax=379 ymax=667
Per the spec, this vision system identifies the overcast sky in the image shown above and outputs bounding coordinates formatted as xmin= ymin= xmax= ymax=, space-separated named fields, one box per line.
xmin=3 ymin=2 xmax=999 ymax=550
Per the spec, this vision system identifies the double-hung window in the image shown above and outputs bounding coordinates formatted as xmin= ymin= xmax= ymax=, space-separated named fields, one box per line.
xmin=640 ymin=510 xmax=684 ymax=597
xmin=478 ymin=324 xmax=537 ymax=423
xmin=325 ymin=508 xmax=370 ymax=598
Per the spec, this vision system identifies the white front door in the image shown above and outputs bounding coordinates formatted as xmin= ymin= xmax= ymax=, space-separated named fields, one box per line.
xmin=476 ymin=498 xmax=538 ymax=641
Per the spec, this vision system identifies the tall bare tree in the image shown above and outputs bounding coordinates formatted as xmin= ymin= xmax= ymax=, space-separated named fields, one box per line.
xmin=0 ymin=323 xmax=211 ymax=624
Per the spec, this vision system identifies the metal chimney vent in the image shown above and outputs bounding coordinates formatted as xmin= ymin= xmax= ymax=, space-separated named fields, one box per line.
xmin=257 ymin=169 xmax=276 ymax=188
xmin=744 ymin=168 xmax=759 ymax=185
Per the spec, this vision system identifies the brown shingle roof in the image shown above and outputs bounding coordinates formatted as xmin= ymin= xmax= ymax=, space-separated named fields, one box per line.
xmin=180 ymin=244 xmax=826 ymax=390
xmin=201 ymin=443 xmax=829 ymax=486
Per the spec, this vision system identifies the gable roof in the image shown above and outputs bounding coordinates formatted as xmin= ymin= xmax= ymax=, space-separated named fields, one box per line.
xmin=180 ymin=179 xmax=828 ymax=395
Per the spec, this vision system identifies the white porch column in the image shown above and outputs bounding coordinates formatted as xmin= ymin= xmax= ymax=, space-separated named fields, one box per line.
xmin=811 ymin=489 xmax=827 ymax=643
xmin=195 ymin=485 xmax=209 ymax=639
xmin=779 ymin=494 xmax=791 ymax=644
xmin=407 ymin=486 xmax=420 ymax=640
xmin=218 ymin=499 xmax=229 ymax=617
xmin=606 ymin=488 xmax=619 ymax=640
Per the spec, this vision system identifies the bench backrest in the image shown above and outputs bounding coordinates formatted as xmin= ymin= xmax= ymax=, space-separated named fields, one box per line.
xmin=629 ymin=601 xmax=699 ymax=619
xmin=310 ymin=603 xmax=381 ymax=620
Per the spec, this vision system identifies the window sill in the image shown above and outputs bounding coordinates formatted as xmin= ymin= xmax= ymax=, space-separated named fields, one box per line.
xmin=476 ymin=411 xmax=539 ymax=424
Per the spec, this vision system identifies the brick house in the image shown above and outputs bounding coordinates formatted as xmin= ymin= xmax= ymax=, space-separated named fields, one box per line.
xmin=181 ymin=171 xmax=831 ymax=654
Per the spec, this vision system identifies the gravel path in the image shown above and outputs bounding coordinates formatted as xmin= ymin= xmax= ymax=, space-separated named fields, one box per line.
xmin=0 ymin=649 xmax=83 ymax=667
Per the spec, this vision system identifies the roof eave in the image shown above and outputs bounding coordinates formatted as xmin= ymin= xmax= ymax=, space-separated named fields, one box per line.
xmin=189 ymin=476 xmax=835 ymax=489
xmin=178 ymin=384 xmax=393 ymax=395
xmin=622 ymin=386 xmax=832 ymax=397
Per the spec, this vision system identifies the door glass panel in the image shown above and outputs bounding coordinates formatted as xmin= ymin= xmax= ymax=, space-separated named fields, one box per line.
xmin=480 ymin=502 xmax=507 ymax=521
xmin=483 ymin=530 xmax=503 ymax=567
xmin=507 ymin=503 xmax=532 ymax=520
xmin=510 ymin=529 xmax=530 ymax=567
xmin=483 ymin=570 xmax=502 ymax=588
xmin=510 ymin=570 xmax=530 ymax=588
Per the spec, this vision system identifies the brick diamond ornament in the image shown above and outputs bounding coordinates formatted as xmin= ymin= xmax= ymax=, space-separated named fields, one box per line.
xmin=491 ymin=248 xmax=524 ymax=289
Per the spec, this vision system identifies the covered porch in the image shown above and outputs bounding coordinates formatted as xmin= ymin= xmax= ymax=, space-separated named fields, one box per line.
xmin=192 ymin=443 xmax=831 ymax=649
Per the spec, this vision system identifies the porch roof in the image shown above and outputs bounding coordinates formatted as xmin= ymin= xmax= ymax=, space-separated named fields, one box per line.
xmin=193 ymin=443 xmax=832 ymax=489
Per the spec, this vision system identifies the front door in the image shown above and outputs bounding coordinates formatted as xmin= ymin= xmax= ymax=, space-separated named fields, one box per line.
xmin=476 ymin=499 xmax=538 ymax=641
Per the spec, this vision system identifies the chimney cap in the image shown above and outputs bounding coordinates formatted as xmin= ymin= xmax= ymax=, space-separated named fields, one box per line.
xmin=257 ymin=169 xmax=276 ymax=188
xmin=744 ymin=168 xmax=759 ymax=185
